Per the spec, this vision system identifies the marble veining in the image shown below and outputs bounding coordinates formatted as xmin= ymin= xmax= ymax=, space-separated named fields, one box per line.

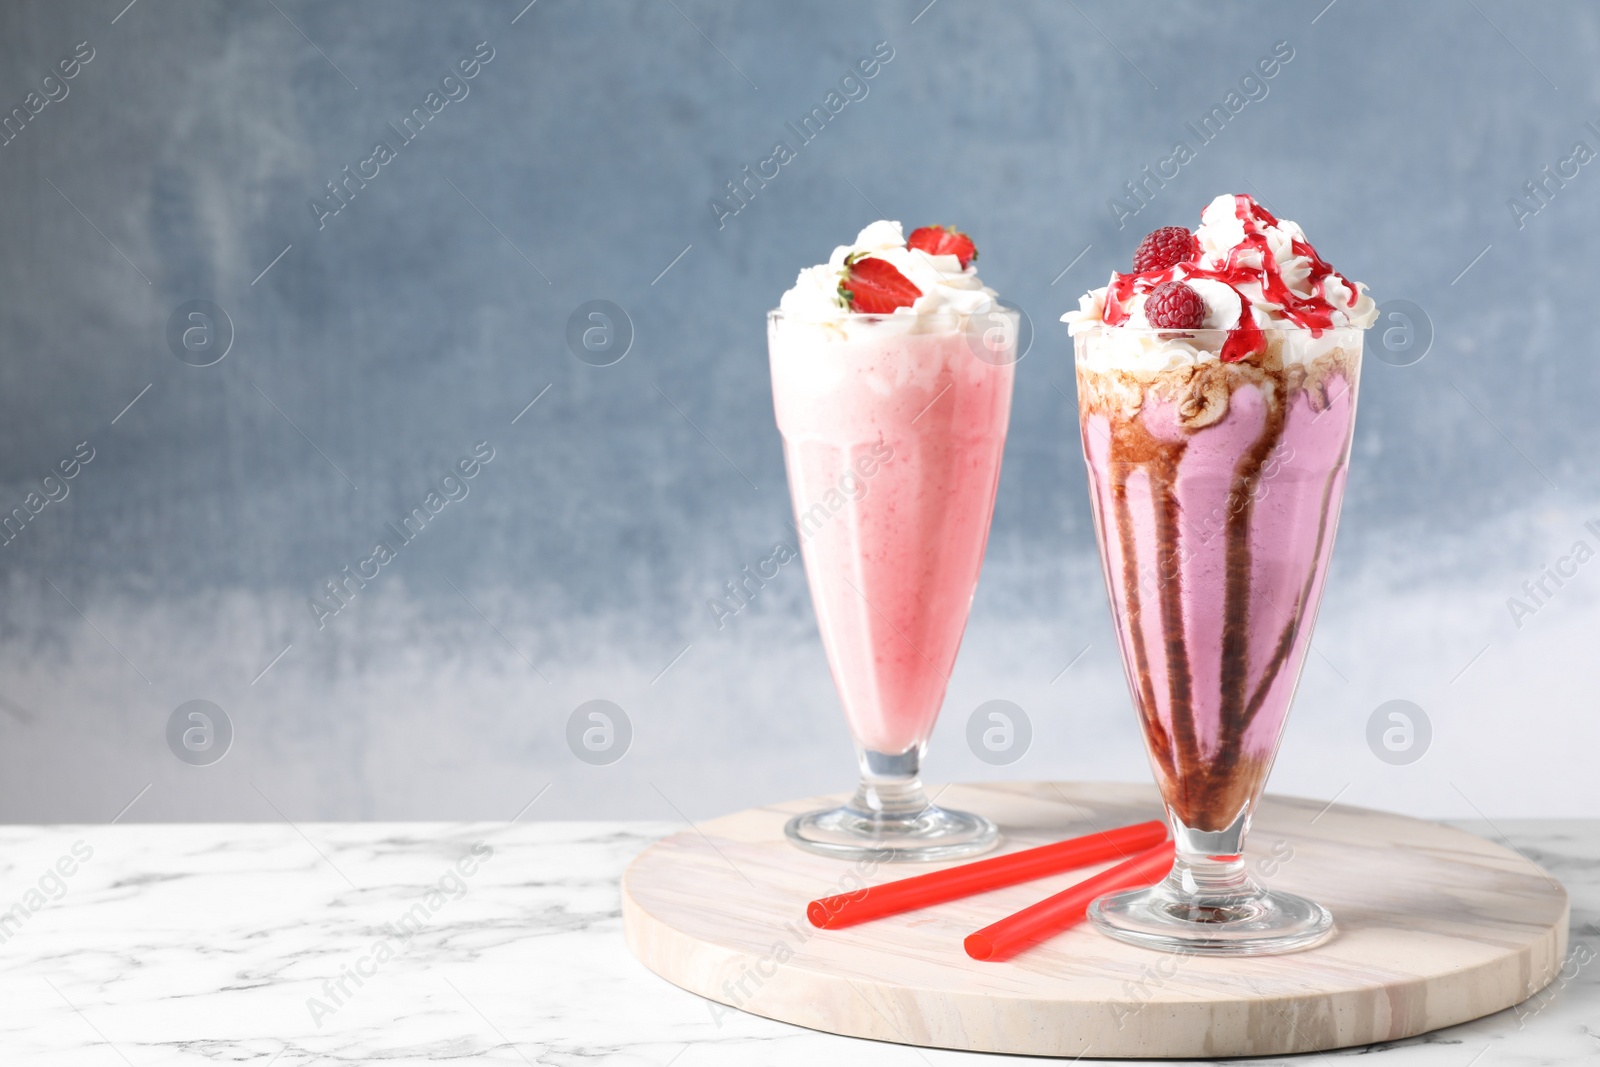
xmin=0 ymin=814 xmax=1593 ymax=1064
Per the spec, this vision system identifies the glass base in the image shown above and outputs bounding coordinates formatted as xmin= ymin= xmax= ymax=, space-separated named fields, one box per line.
xmin=1088 ymin=806 xmax=1333 ymax=956
xmin=784 ymin=803 xmax=998 ymax=862
xmin=783 ymin=745 xmax=999 ymax=862
xmin=1089 ymin=880 xmax=1333 ymax=956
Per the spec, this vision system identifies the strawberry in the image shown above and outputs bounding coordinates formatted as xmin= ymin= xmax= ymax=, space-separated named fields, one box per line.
xmin=838 ymin=254 xmax=923 ymax=313
xmin=907 ymin=225 xmax=978 ymax=269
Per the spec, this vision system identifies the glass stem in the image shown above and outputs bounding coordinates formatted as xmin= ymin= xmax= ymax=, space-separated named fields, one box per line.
xmin=1166 ymin=805 xmax=1259 ymax=905
xmin=848 ymin=745 xmax=932 ymax=818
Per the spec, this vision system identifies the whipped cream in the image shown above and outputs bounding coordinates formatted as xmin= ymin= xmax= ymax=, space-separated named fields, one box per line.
xmin=777 ymin=221 xmax=998 ymax=332
xmin=1064 ymin=194 xmax=1376 ymax=369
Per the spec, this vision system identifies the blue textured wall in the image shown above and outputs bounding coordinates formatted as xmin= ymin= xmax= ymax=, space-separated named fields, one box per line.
xmin=0 ymin=0 xmax=1594 ymax=822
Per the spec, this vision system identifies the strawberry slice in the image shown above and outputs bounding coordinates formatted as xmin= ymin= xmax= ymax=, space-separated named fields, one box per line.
xmin=838 ymin=254 xmax=923 ymax=313
xmin=907 ymin=225 xmax=977 ymax=269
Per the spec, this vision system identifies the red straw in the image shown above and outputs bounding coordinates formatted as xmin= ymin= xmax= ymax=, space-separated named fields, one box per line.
xmin=964 ymin=839 xmax=1176 ymax=961
xmin=807 ymin=819 xmax=1167 ymax=930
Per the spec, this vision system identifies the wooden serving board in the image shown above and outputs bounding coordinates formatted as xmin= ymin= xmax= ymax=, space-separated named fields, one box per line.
xmin=621 ymin=781 xmax=1569 ymax=1058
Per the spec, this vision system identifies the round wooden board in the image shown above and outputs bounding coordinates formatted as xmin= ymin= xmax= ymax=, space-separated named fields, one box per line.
xmin=621 ymin=781 xmax=1569 ymax=1058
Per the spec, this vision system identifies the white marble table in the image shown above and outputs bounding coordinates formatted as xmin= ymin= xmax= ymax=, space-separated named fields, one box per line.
xmin=0 ymin=817 xmax=1593 ymax=1064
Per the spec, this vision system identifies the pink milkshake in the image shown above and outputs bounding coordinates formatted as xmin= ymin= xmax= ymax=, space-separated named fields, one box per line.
xmin=1068 ymin=195 xmax=1376 ymax=953
xmin=771 ymin=221 xmax=1016 ymax=860
xmin=1078 ymin=331 xmax=1359 ymax=829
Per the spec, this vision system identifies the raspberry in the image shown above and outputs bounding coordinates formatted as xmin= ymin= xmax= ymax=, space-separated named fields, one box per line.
xmin=1144 ymin=281 xmax=1206 ymax=329
xmin=1132 ymin=226 xmax=1198 ymax=273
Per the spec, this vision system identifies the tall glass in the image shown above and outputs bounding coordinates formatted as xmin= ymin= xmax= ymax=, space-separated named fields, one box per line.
xmin=769 ymin=307 xmax=1016 ymax=860
xmin=1076 ymin=326 xmax=1362 ymax=953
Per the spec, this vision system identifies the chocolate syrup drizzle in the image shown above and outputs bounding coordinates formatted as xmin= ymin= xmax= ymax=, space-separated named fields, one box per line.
xmin=1100 ymin=365 xmax=1354 ymax=831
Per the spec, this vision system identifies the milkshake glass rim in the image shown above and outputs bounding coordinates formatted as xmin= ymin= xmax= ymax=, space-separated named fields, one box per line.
xmin=768 ymin=305 xmax=1019 ymax=329
xmin=1074 ymin=324 xmax=1367 ymax=338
